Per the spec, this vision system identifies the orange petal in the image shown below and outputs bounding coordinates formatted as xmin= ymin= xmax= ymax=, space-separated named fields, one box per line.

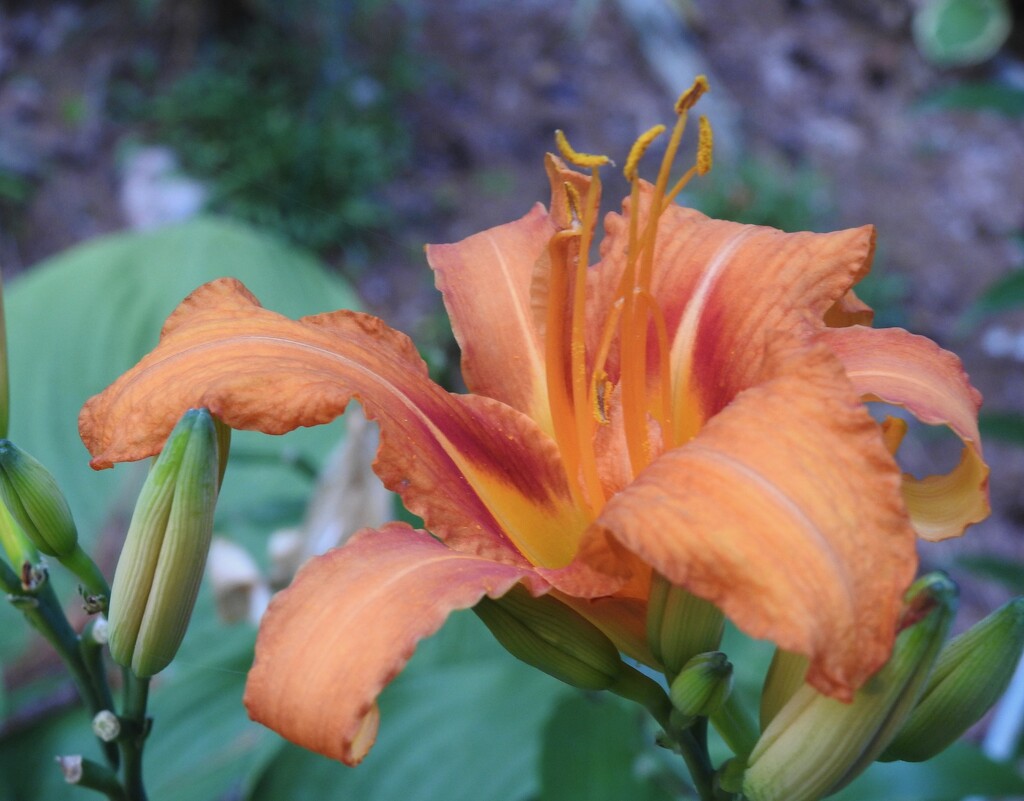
xmin=823 ymin=325 xmax=990 ymax=540
xmin=426 ymin=204 xmax=554 ymax=431
xmin=596 ymin=339 xmax=917 ymax=700
xmin=244 ymin=523 xmax=544 ymax=764
xmin=592 ymin=189 xmax=876 ymax=436
xmin=79 ymin=278 xmax=588 ymax=568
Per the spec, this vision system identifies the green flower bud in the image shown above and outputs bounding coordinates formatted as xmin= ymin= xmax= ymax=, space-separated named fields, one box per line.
xmin=759 ymin=650 xmax=809 ymax=730
xmin=475 ymin=584 xmax=625 ymax=691
xmin=107 ymin=409 xmax=220 ymax=677
xmin=647 ymin=572 xmax=725 ymax=679
xmin=881 ymin=596 xmax=1024 ymax=762
xmin=743 ymin=573 xmax=958 ymax=801
xmin=0 ymin=440 xmax=77 ymax=558
xmin=0 ymin=495 xmax=40 ymax=581
xmin=669 ymin=651 xmax=733 ymax=725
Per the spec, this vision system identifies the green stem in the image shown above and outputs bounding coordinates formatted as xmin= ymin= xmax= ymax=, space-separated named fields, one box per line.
xmin=56 ymin=756 xmax=127 ymax=801
xmin=710 ymin=690 xmax=759 ymax=761
xmin=0 ymin=557 xmax=19 ymax=593
xmin=119 ymin=670 xmax=150 ymax=801
xmin=58 ymin=544 xmax=111 ymax=613
xmin=610 ymin=667 xmax=718 ymax=801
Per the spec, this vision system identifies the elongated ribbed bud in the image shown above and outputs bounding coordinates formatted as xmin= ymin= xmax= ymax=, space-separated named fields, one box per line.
xmin=760 ymin=650 xmax=809 ymax=730
xmin=881 ymin=596 xmax=1024 ymax=762
xmin=107 ymin=408 xmax=220 ymax=677
xmin=647 ymin=572 xmax=725 ymax=678
xmin=743 ymin=573 xmax=957 ymax=801
xmin=0 ymin=440 xmax=78 ymax=558
xmin=669 ymin=651 xmax=733 ymax=726
xmin=474 ymin=584 xmax=625 ymax=691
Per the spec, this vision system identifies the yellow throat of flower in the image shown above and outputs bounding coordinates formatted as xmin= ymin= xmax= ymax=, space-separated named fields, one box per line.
xmin=545 ymin=76 xmax=714 ymax=520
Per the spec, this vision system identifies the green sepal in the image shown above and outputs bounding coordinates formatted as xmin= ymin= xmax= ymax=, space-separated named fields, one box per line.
xmin=669 ymin=651 xmax=733 ymax=725
xmin=474 ymin=584 xmax=625 ymax=691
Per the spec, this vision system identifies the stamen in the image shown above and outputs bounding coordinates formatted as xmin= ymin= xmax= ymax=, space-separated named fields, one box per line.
xmin=544 ymin=229 xmax=589 ymax=515
xmin=675 ymin=75 xmax=710 ymax=114
xmin=589 ymin=298 xmax=625 ymax=422
xmin=563 ymin=181 xmax=583 ymax=227
xmin=696 ymin=116 xmax=714 ymax=176
xmin=555 ymin=130 xmax=612 ymax=169
xmin=624 ymin=125 xmax=666 ymax=182
xmin=570 ymin=166 xmax=607 ymax=511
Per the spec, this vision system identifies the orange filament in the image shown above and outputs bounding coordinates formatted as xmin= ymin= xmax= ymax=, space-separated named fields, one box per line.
xmin=544 ymin=228 xmax=589 ymax=514
xmin=632 ymin=289 xmax=673 ymax=436
xmin=570 ymin=167 xmax=607 ymax=512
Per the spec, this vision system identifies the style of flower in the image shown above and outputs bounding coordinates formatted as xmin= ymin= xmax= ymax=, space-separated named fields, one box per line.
xmin=78 ymin=78 xmax=987 ymax=765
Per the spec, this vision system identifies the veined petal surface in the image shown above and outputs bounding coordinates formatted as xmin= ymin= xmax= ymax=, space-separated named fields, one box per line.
xmin=427 ymin=204 xmax=554 ymax=431
xmin=824 ymin=325 xmax=990 ymax=540
xmin=597 ymin=339 xmax=917 ymax=699
xmin=79 ymin=278 xmax=587 ymax=568
xmin=244 ymin=523 xmax=545 ymax=764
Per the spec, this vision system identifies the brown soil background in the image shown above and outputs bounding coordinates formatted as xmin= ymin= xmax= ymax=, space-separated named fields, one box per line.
xmin=1 ymin=0 xmax=1023 ymax=619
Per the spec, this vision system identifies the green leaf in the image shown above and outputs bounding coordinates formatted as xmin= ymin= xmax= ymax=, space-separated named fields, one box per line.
xmin=142 ymin=591 xmax=281 ymax=801
xmin=538 ymin=694 xmax=673 ymax=801
xmin=250 ymin=650 xmax=573 ymax=801
xmin=832 ymin=743 xmax=1024 ymax=800
xmin=959 ymin=268 xmax=1024 ymax=329
xmin=919 ymin=82 xmax=1024 ymax=117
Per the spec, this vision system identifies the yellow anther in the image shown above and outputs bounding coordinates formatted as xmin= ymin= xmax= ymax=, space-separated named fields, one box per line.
xmin=554 ymin=129 xmax=612 ymax=169
xmin=696 ymin=116 xmax=714 ymax=175
xmin=675 ymin=75 xmax=710 ymax=114
xmin=624 ymin=125 xmax=667 ymax=182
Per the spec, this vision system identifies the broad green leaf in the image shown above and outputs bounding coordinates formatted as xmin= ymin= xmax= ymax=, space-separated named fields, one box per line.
xmin=539 ymin=693 xmax=673 ymax=801
xmin=833 ymin=742 xmax=1024 ymax=800
xmin=957 ymin=554 xmax=1024 ymax=594
xmin=251 ymin=645 xmax=572 ymax=801
xmin=143 ymin=599 xmax=281 ymax=800
xmin=0 ymin=703 xmax=107 ymax=801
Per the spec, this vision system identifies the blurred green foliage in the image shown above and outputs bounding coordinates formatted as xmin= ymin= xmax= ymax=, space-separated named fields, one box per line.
xmin=920 ymin=82 xmax=1024 ymax=116
xmin=113 ymin=1 xmax=414 ymax=255
xmin=912 ymin=0 xmax=1013 ymax=67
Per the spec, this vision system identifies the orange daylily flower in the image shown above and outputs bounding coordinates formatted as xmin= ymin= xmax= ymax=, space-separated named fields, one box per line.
xmin=79 ymin=80 xmax=988 ymax=765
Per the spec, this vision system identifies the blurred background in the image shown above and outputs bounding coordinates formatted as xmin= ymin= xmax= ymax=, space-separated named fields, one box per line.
xmin=1 ymin=0 xmax=1023 ymax=798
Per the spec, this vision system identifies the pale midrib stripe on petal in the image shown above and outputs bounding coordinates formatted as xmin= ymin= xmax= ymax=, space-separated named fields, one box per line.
xmin=669 ymin=226 xmax=757 ymax=442
xmin=686 ymin=443 xmax=856 ymax=617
